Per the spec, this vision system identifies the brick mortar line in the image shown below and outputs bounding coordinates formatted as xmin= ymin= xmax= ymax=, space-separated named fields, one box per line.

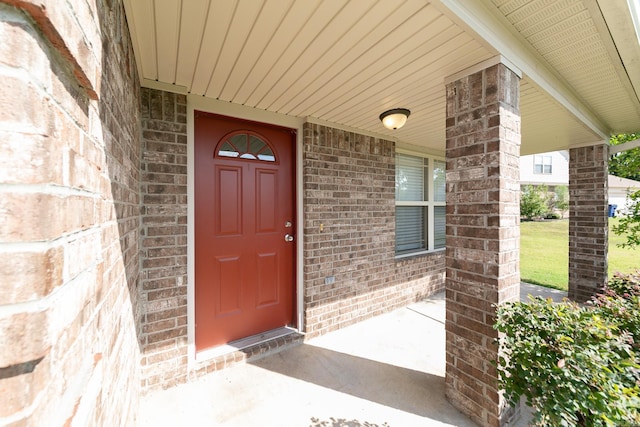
xmin=0 ymin=54 xmax=94 ymax=136
xmin=0 ymin=266 xmax=99 ymax=317
xmin=0 ymin=239 xmax=62 ymax=252
xmin=0 ymin=380 xmax=44 ymax=424
xmin=0 ymin=183 xmax=101 ymax=196
xmin=0 ymin=220 xmax=107 ymax=249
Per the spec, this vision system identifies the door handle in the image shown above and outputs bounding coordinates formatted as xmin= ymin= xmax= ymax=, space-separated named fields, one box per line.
xmin=284 ymin=234 xmax=294 ymax=242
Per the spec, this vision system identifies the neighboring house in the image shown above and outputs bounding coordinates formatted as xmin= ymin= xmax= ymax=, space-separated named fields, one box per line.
xmin=520 ymin=151 xmax=570 ymax=191
xmin=521 ymin=151 xmax=640 ymax=213
xmin=609 ymin=175 xmax=640 ymax=214
xmin=2 ymin=2 xmax=640 ymax=427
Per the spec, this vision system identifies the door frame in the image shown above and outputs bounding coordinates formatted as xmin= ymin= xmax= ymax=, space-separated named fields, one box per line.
xmin=187 ymin=95 xmax=305 ymax=365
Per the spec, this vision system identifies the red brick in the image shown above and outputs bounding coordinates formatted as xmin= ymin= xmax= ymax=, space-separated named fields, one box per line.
xmin=139 ymin=88 xmax=189 ymax=389
xmin=302 ymin=123 xmax=445 ymax=340
xmin=0 ymin=0 xmax=143 ymax=424
xmin=568 ymin=145 xmax=609 ymax=302
xmin=0 ymin=246 xmax=63 ymax=304
xmin=445 ymin=63 xmax=521 ymax=426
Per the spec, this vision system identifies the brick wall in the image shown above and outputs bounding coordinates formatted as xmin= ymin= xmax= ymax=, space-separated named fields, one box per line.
xmin=444 ymin=64 xmax=521 ymax=427
xmin=139 ymin=88 xmax=189 ymax=390
xmin=302 ymin=123 xmax=445 ymax=338
xmin=0 ymin=0 xmax=141 ymax=425
xmin=568 ymin=144 xmax=608 ymax=302
xmin=136 ymin=113 xmax=445 ymax=391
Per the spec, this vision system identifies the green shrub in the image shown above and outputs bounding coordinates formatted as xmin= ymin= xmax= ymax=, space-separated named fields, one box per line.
xmin=495 ymin=272 xmax=640 ymax=426
xmin=591 ymin=271 xmax=640 ymax=352
xmin=612 ymin=190 xmax=640 ymax=249
xmin=553 ymin=185 xmax=569 ymax=216
xmin=521 ymin=185 xmax=549 ymax=220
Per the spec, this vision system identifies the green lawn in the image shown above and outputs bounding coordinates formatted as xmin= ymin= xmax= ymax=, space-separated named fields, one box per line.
xmin=520 ymin=218 xmax=638 ymax=291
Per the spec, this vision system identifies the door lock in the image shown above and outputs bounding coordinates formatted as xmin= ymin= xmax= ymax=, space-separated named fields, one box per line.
xmin=284 ymin=234 xmax=294 ymax=242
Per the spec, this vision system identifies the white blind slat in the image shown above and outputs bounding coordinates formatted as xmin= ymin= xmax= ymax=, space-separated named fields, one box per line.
xmin=434 ymin=206 xmax=446 ymax=249
xmin=395 ymin=153 xmax=445 ymax=254
xmin=434 ymin=160 xmax=446 ymax=202
xmin=396 ymin=154 xmax=424 ymax=201
xmin=396 ymin=206 xmax=425 ymax=252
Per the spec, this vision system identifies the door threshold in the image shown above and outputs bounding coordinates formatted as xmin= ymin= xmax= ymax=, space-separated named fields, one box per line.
xmin=195 ymin=326 xmax=301 ymax=363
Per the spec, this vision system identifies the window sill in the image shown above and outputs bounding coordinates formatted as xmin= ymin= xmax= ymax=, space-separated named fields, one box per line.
xmin=394 ymin=248 xmax=445 ymax=261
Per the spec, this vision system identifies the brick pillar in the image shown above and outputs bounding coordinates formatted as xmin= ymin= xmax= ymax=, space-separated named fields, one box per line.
xmin=444 ymin=63 xmax=521 ymax=427
xmin=140 ymin=88 xmax=189 ymax=390
xmin=0 ymin=1 xmax=141 ymax=425
xmin=568 ymin=145 xmax=608 ymax=302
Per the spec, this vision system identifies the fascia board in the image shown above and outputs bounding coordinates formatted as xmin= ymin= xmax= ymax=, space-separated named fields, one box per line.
xmin=610 ymin=138 xmax=640 ymax=154
xmin=432 ymin=0 xmax=610 ymax=141
xmin=595 ymin=0 xmax=640 ymax=110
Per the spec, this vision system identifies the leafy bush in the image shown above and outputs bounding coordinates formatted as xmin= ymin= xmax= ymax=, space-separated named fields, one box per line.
xmin=612 ymin=189 xmax=640 ymax=249
xmin=550 ymin=185 xmax=569 ymax=217
xmin=521 ymin=185 xmax=549 ymax=220
xmin=495 ymin=272 xmax=640 ymax=426
xmin=591 ymin=271 xmax=640 ymax=351
xmin=609 ymin=133 xmax=640 ymax=182
xmin=545 ymin=212 xmax=561 ymax=220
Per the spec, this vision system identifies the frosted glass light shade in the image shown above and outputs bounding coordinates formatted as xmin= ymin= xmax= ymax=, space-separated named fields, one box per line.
xmin=379 ymin=108 xmax=410 ymax=130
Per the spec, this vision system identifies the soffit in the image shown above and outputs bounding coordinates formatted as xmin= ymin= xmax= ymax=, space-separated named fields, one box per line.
xmin=124 ymin=0 xmax=497 ymax=152
xmin=490 ymin=0 xmax=640 ymax=134
xmin=520 ymin=77 xmax=602 ymax=155
xmin=123 ymin=0 xmax=639 ymax=155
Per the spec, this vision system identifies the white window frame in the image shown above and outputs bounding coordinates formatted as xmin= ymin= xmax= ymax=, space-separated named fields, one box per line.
xmin=395 ymin=149 xmax=446 ymax=258
xmin=533 ymin=154 xmax=552 ymax=174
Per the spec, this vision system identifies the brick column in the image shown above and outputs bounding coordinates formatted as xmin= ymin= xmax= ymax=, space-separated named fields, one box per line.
xmin=0 ymin=1 xmax=141 ymax=425
xmin=140 ymin=88 xmax=189 ymax=389
xmin=568 ymin=145 xmax=608 ymax=302
xmin=444 ymin=63 xmax=521 ymax=427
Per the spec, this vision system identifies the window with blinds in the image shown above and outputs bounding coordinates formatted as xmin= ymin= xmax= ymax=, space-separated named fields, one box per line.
xmin=395 ymin=153 xmax=446 ymax=255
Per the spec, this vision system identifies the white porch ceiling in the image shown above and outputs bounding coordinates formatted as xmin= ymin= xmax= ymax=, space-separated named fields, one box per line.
xmin=123 ymin=0 xmax=640 ymax=155
xmin=491 ymin=0 xmax=640 ymax=144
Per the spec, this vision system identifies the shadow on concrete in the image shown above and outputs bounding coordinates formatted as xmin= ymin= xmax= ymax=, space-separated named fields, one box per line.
xmin=252 ymin=343 xmax=472 ymax=426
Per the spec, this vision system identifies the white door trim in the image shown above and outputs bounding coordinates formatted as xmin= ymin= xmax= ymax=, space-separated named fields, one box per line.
xmin=186 ymin=96 xmax=305 ymax=366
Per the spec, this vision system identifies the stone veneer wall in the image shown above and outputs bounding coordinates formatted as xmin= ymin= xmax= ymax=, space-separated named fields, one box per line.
xmin=568 ymin=144 xmax=609 ymax=302
xmin=302 ymin=123 xmax=445 ymax=338
xmin=0 ymin=0 xmax=142 ymax=425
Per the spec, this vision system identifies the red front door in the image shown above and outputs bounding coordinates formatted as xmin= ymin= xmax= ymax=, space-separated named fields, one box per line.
xmin=194 ymin=111 xmax=296 ymax=352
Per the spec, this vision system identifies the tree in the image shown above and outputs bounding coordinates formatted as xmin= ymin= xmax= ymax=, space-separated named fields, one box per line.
xmin=609 ymin=133 xmax=640 ymax=181
xmin=545 ymin=185 xmax=568 ymax=218
xmin=612 ymin=189 xmax=640 ymax=249
xmin=610 ymin=133 xmax=640 ymax=249
xmin=553 ymin=185 xmax=569 ymax=217
xmin=520 ymin=185 xmax=548 ymax=220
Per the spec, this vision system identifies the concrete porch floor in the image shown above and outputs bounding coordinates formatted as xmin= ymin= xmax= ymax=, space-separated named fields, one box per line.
xmin=138 ymin=284 xmax=566 ymax=427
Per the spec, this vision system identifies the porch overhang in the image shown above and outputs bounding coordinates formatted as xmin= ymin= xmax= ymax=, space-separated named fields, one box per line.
xmin=123 ymin=0 xmax=640 ymax=156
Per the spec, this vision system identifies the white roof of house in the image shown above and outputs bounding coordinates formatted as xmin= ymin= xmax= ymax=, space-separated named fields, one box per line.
xmin=609 ymin=174 xmax=640 ymax=190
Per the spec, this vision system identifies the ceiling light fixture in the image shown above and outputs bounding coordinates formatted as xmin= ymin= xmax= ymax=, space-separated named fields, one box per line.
xmin=379 ymin=108 xmax=411 ymax=130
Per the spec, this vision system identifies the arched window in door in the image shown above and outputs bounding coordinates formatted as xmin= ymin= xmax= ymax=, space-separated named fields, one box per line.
xmin=216 ymin=131 xmax=276 ymax=162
